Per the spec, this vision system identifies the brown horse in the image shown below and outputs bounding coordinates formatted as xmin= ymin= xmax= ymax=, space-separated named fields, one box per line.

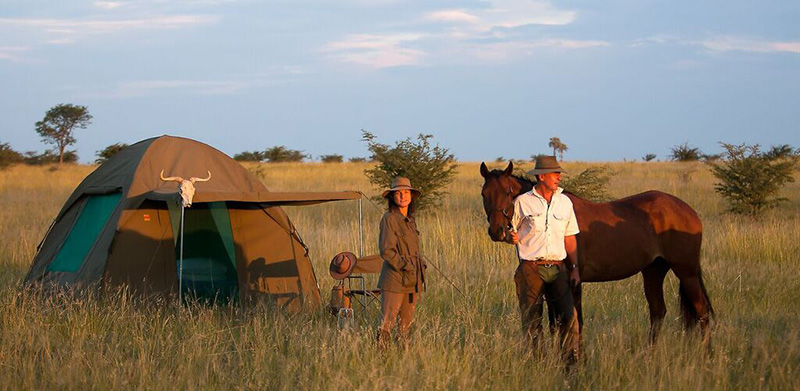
xmin=480 ymin=162 xmax=713 ymax=342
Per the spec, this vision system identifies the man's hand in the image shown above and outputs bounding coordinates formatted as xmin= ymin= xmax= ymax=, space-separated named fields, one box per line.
xmin=509 ymin=230 xmax=519 ymax=244
xmin=569 ymin=266 xmax=581 ymax=287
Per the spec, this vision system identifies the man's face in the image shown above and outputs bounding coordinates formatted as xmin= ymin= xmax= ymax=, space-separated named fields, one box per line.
xmin=393 ymin=189 xmax=412 ymax=208
xmin=538 ymin=172 xmax=562 ymax=192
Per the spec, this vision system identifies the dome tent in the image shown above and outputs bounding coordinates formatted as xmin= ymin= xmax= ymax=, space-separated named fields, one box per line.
xmin=25 ymin=135 xmax=358 ymax=309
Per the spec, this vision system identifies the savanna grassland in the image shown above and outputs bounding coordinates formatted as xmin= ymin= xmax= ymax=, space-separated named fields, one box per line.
xmin=1 ymin=161 xmax=798 ymax=391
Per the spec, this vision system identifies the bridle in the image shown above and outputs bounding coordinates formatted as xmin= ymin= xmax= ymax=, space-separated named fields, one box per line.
xmin=486 ymin=184 xmax=516 ymax=228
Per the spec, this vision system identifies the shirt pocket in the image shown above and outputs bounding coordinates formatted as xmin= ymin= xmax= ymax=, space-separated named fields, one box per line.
xmin=551 ymin=209 xmax=571 ymax=235
xmin=524 ymin=212 xmax=543 ymax=233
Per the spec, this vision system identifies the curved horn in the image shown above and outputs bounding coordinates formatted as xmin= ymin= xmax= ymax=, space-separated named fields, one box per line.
xmin=190 ymin=171 xmax=212 ymax=183
xmin=160 ymin=169 xmax=184 ymax=182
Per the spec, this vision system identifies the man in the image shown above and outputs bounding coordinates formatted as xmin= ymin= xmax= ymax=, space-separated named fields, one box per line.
xmin=508 ymin=155 xmax=581 ymax=363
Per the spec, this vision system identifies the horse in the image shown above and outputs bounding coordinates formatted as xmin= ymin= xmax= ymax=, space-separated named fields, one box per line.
xmin=480 ymin=161 xmax=713 ymax=343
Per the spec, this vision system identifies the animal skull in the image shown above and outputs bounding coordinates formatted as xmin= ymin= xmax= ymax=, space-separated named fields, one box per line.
xmin=159 ymin=170 xmax=212 ymax=207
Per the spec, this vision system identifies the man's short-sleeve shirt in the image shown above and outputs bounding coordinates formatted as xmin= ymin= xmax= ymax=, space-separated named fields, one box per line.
xmin=511 ymin=187 xmax=579 ymax=261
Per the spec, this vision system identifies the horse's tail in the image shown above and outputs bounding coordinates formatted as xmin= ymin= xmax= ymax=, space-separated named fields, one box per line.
xmin=679 ymin=270 xmax=714 ymax=328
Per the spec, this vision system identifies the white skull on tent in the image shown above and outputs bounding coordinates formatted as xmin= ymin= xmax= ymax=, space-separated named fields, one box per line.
xmin=159 ymin=170 xmax=212 ymax=207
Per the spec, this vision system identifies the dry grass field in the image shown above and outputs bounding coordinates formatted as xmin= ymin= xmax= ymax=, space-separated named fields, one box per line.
xmin=1 ymin=161 xmax=798 ymax=390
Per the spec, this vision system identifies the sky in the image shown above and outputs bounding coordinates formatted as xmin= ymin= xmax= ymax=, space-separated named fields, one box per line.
xmin=1 ymin=0 xmax=798 ymax=163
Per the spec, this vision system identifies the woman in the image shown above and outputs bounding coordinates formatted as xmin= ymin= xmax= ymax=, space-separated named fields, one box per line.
xmin=376 ymin=176 xmax=425 ymax=347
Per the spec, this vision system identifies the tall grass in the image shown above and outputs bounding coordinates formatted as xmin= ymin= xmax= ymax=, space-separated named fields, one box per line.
xmin=0 ymin=162 xmax=798 ymax=390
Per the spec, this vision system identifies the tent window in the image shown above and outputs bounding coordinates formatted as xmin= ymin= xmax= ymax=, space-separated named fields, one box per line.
xmin=177 ymin=202 xmax=238 ymax=302
xmin=48 ymin=193 xmax=121 ymax=273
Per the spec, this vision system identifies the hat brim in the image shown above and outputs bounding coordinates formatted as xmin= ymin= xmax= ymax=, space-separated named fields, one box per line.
xmin=329 ymin=252 xmax=357 ymax=280
xmin=382 ymin=187 xmax=421 ymax=199
xmin=527 ymin=168 xmax=567 ymax=176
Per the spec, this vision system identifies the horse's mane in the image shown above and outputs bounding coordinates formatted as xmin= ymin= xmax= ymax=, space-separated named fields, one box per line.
xmin=488 ymin=168 xmax=581 ymax=199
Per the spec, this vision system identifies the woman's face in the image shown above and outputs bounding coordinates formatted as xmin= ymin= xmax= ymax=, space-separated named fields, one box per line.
xmin=392 ymin=189 xmax=412 ymax=208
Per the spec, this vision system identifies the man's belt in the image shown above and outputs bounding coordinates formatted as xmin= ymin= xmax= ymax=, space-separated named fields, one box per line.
xmin=521 ymin=258 xmax=563 ymax=267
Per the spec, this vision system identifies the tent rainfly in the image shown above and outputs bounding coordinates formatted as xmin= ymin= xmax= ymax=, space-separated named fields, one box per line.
xmin=24 ymin=135 xmax=359 ymax=310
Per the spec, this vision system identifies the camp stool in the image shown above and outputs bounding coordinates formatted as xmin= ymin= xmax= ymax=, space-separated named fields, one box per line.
xmin=330 ymin=254 xmax=383 ymax=328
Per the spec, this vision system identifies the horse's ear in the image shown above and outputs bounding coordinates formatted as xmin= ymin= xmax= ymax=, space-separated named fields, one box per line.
xmin=480 ymin=162 xmax=489 ymax=178
xmin=503 ymin=161 xmax=513 ymax=176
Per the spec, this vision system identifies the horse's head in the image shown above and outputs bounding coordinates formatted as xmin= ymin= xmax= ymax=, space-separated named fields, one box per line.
xmin=480 ymin=161 xmax=522 ymax=242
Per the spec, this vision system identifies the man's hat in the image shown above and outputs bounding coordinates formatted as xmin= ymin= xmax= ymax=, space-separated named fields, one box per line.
xmin=527 ymin=156 xmax=567 ymax=176
xmin=329 ymin=252 xmax=357 ymax=280
xmin=381 ymin=176 xmax=421 ymax=198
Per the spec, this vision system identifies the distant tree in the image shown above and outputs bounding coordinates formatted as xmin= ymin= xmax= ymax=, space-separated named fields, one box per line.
xmin=764 ymin=144 xmax=797 ymax=160
xmin=670 ymin=142 xmax=702 ymax=162
xmin=642 ymin=153 xmax=657 ymax=162
xmin=362 ymin=130 xmax=458 ymax=211
xmin=530 ymin=153 xmax=550 ymax=161
xmin=263 ymin=146 xmax=307 ymax=162
xmin=234 ymin=151 xmax=266 ymax=162
xmin=320 ymin=154 xmax=344 ymax=163
xmin=23 ymin=150 xmax=78 ymax=165
xmin=348 ymin=157 xmax=367 ymax=163
xmin=35 ymin=104 xmax=92 ymax=165
xmin=0 ymin=142 xmax=23 ymax=169
xmin=701 ymin=153 xmax=723 ymax=162
xmin=709 ymin=143 xmax=796 ymax=215
xmin=95 ymin=143 xmax=129 ymax=164
xmin=560 ymin=166 xmax=613 ymax=202
xmin=548 ymin=137 xmax=568 ymax=161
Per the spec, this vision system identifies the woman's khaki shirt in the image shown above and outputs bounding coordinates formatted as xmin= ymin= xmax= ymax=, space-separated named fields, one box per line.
xmin=377 ymin=209 xmax=425 ymax=293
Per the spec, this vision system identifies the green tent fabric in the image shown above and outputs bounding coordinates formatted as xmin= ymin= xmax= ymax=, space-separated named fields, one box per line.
xmin=48 ymin=193 xmax=121 ymax=273
xmin=25 ymin=135 xmax=360 ymax=311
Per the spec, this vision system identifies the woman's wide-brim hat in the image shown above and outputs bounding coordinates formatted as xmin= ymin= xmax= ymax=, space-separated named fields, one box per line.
xmin=381 ymin=176 xmax=421 ymax=198
xmin=329 ymin=251 xmax=357 ymax=280
xmin=527 ymin=156 xmax=567 ymax=176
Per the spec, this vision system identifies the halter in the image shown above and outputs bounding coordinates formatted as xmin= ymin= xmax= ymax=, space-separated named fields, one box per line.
xmin=487 ymin=185 xmax=516 ymax=226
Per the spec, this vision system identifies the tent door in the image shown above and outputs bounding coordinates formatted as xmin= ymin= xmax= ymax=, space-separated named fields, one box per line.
xmin=172 ymin=202 xmax=238 ymax=303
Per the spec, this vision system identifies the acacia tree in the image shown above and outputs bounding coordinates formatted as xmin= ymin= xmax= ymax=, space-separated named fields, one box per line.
xmin=549 ymin=137 xmax=568 ymax=161
xmin=35 ymin=104 xmax=92 ymax=164
xmin=362 ymin=130 xmax=458 ymax=211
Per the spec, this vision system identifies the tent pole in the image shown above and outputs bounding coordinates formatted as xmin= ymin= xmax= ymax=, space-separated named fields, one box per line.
xmin=179 ymin=204 xmax=185 ymax=306
xmin=358 ymin=197 xmax=363 ymax=257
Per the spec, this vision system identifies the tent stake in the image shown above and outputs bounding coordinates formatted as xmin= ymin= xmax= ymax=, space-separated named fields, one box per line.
xmin=179 ymin=204 xmax=185 ymax=306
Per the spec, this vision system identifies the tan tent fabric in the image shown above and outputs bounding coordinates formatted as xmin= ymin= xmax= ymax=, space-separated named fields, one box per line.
xmin=25 ymin=135 xmax=356 ymax=310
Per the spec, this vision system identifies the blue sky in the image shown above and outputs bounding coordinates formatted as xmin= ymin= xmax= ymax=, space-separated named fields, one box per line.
xmin=1 ymin=0 xmax=798 ymax=162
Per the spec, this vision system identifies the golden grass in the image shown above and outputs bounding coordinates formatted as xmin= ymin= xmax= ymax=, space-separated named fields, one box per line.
xmin=0 ymin=161 xmax=798 ymax=390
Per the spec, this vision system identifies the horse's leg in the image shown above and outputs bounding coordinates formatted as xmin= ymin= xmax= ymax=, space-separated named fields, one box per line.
xmin=642 ymin=258 xmax=669 ymax=344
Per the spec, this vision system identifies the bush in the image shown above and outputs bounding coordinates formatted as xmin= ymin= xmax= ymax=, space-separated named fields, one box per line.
xmin=362 ymin=130 xmax=458 ymax=211
xmin=561 ymin=166 xmax=613 ymax=202
xmin=264 ymin=146 xmax=307 ymax=162
xmin=642 ymin=153 xmax=657 ymax=162
xmin=764 ymin=144 xmax=797 ymax=160
xmin=0 ymin=142 xmax=23 ymax=169
xmin=233 ymin=151 xmax=266 ymax=162
xmin=348 ymin=157 xmax=367 ymax=163
xmin=709 ymin=143 xmax=797 ymax=215
xmin=23 ymin=150 xmax=78 ymax=165
xmin=95 ymin=143 xmax=129 ymax=164
xmin=320 ymin=154 xmax=344 ymax=163
xmin=670 ymin=142 xmax=702 ymax=162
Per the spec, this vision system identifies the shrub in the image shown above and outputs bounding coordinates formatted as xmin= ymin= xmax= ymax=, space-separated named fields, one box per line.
xmin=0 ymin=142 xmax=23 ymax=169
xmin=320 ymin=154 xmax=344 ymax=163
xmin=362 ymin=130 xmax=458 ymax=211
xmin=642 ymin=153 xmax=656 ymax=162
xmin=23 ymin=150 xmax=78 ymax=165
xmin=95 ymin=143 xmax=129 ymax=164
xmin=264 ymin=146 xmax=307 ymax=163
xmin=764 ymin=144 xmax=797 ymax=160
xmin=348 ymin=157 xmax=367 ymax=163
xmin=709 ymin=143 xmax=797 ymax=215
xmin=560 ymin=166 xmax=613 ymax=202
xmin=670 ymin=142 xmax=702 ymax=162
xmin=234 ymin=151 xmax=266 ymax=162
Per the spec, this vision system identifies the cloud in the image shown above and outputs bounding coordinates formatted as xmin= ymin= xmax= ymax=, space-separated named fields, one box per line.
xmin=468 ymin=39 xmax=609 ymax=61
xmin=423 ymin=1 xmax=576 ymax=32
xmin=94 ymin=1 xmax=125 ymax=10
xmin=72 ymin=70 xmax=305 ymax=98
xmin=0 ymin=15 xmax=217 ymax=34
xmin=325 ymin=34 xmax=427 ymax=68
xmin=424 ymin=10 xmax=480 ymax=24
xmin=701 ymin=37 xmax=800 ymax=54
xmin=0 ymin=46 xmax=29 ymax=61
